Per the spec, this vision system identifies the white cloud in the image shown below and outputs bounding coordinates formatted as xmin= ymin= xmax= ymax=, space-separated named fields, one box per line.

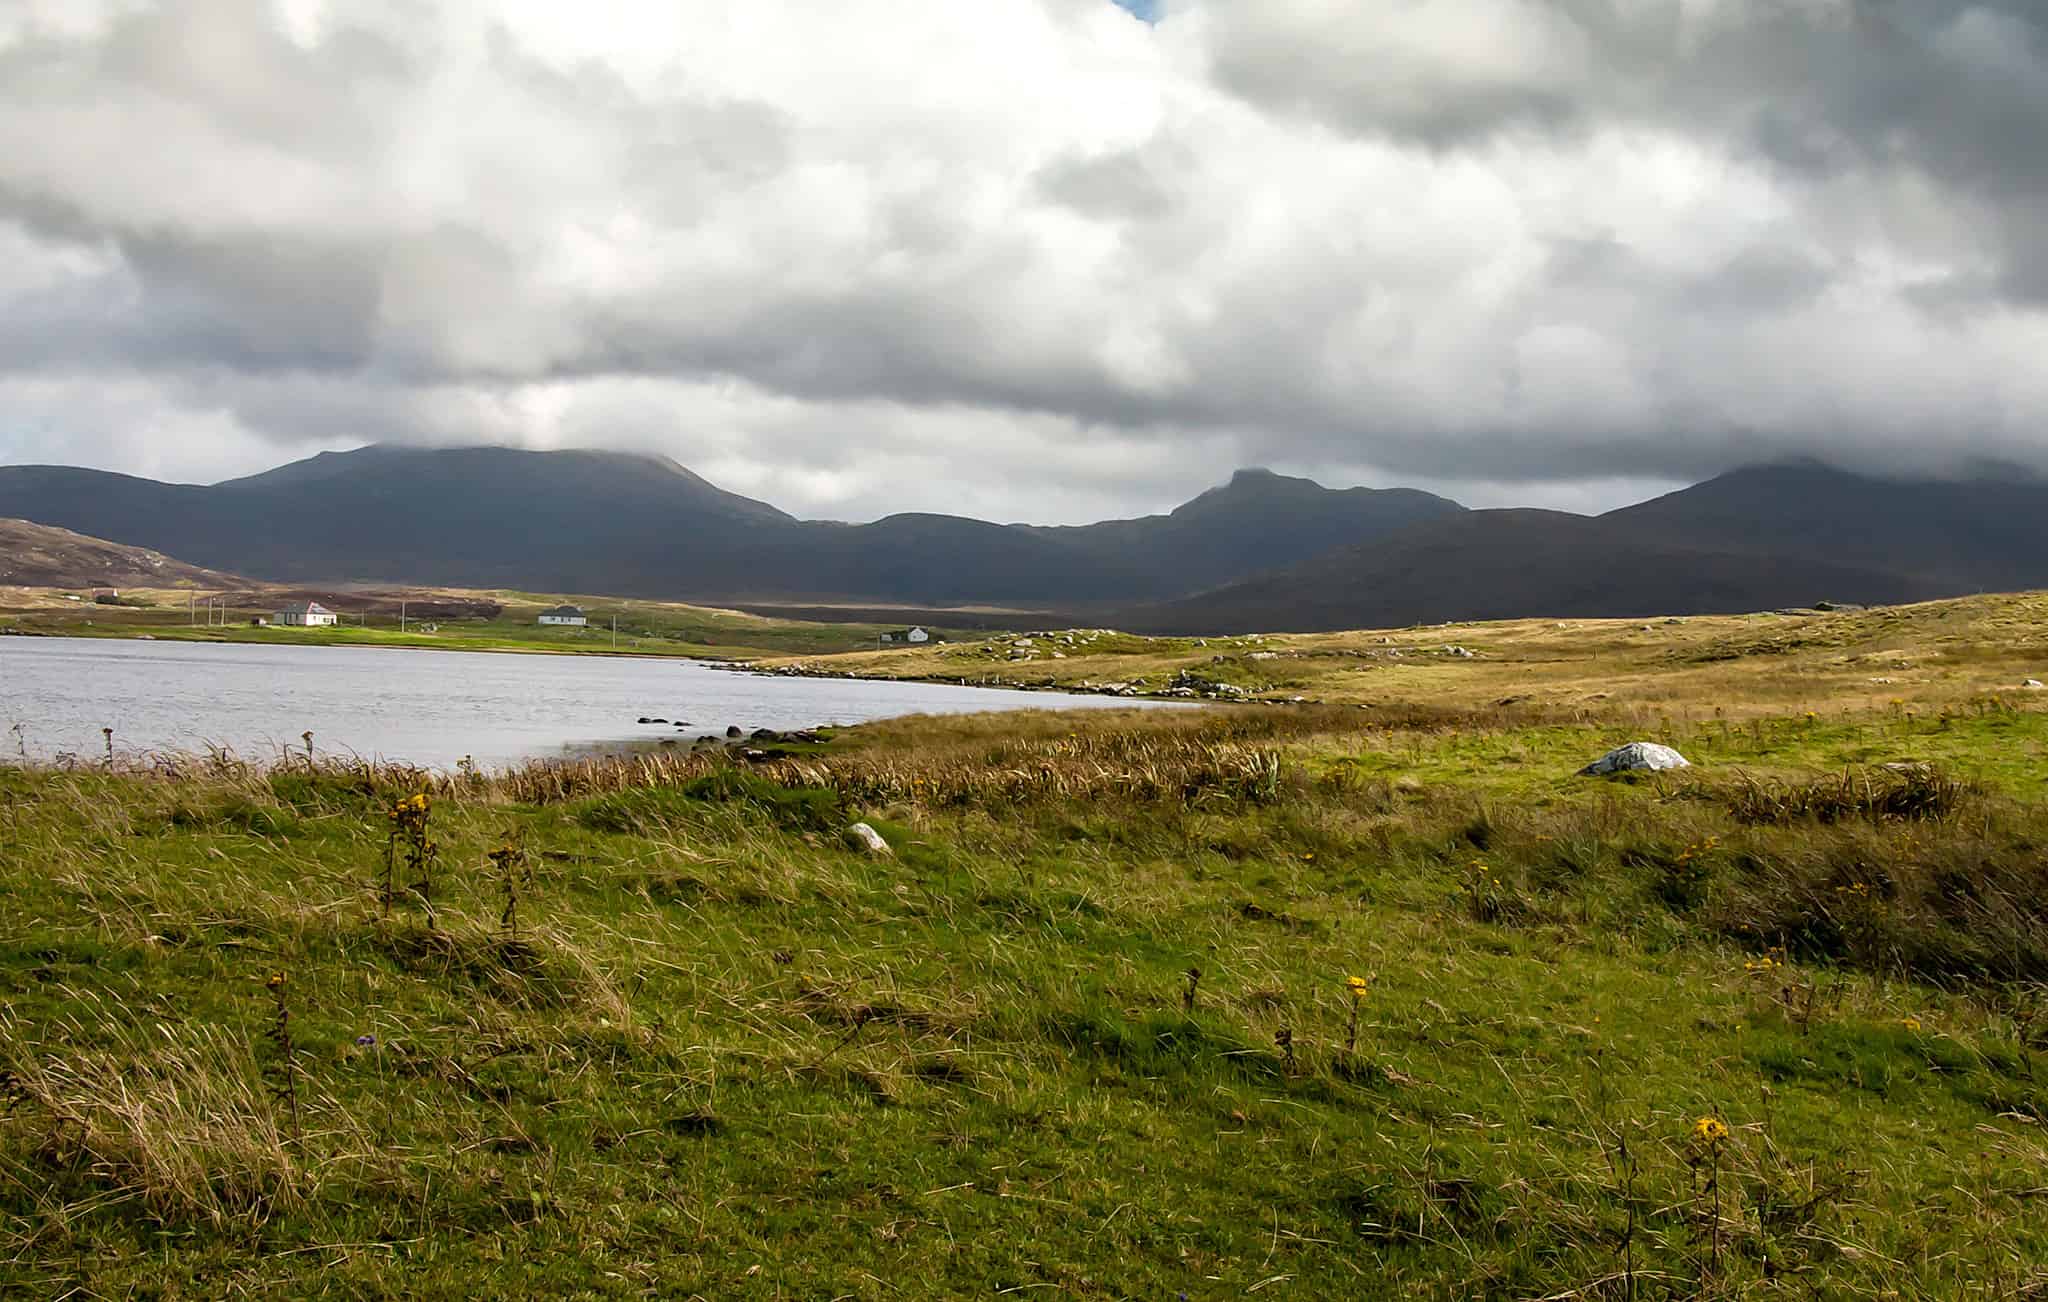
xmin=1 ymin=0 xmax=2044 ymax=521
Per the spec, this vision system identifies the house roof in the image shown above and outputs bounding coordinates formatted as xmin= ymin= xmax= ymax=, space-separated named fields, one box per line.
xmin=275 ymin=602 xmax=332 ymax=615
xmin=540 ymin=604 xmax=586 ymax=616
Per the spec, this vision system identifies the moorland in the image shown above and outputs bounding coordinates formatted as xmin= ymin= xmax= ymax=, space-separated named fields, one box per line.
xmin=4 ymin=591 xmax=2047 ymax=1296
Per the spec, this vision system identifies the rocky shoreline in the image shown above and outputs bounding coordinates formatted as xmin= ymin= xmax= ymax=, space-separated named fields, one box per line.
xmin=710 ymin=658 xmax=1314 ymax=705
xmin=572 ymin=719 xmax=835 ymax=765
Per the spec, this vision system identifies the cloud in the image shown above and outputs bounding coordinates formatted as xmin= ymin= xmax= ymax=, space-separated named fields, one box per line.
xmin=0 ymin=0 xmax=2044 ymax=522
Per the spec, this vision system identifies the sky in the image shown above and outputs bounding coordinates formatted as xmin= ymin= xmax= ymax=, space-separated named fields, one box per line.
xmin=1 ymin=0 xmax=2045 ymax=524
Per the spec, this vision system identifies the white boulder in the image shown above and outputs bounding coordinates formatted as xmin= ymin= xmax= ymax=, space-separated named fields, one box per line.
xmin=1580 ymin=742 xmax=1692 ymax=777
xmin=843 ymin=822 xmax=893 ymax=856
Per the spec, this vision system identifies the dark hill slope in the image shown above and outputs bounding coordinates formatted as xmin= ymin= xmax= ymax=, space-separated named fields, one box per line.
xmin=206 ymin=445 xmax=801 ymax=590
xmin=1606 ymin=462 xmax=2048 ymax=592
xmin=0 ymin=447 xmax=1463 ymax=604
xmin=0 ymin=446 xmax=802 ymax=592
xmin=1030 ymin=468 xmax=1464 ymax=593
xmin=1128 ymin=509 xmax=1948 ymax=634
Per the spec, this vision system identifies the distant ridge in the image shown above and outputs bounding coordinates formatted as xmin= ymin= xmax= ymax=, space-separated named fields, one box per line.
xmin=4 ymin=447 xmax=2046 ymax=630
xmin=0 ymin=445 xmax=1457 ymax=607
xmin=1127 ymin=508 xmax=1949 ymax=634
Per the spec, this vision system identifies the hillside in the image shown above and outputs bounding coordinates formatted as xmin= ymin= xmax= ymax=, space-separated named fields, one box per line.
xmin=1132 ymin=508 xmax=1949 ymax=634
xmin=0 ymin=448 xmax=1457 ymax=607
xmin=1607 ymin=460 xmax=2048 ymax=591
xmin=1111 ymin=460 xmax=2048 ymax=636
xmin=0 ymin=518 xmax=245 ymax=589
xmin=1029 ymin=467 xmax=1464 ymax=593
xmin=7 ymin=450 xmax=2048 ymax=627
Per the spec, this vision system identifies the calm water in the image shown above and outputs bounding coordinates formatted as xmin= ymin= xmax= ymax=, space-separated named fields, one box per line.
xmin=0 ymin=637 xmax=1170 ymax=770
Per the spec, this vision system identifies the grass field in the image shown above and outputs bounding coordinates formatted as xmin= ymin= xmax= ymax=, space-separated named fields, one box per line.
xmin=0 ymin=585 xmax=946 ymax=660
xmin=4 ymin=595 xmax=2048 ymax=1297
xmin=758 ymin=590 xmax=2048 ymax=718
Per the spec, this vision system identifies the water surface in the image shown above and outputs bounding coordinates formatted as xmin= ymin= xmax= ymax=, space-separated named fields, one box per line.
xmin=0 ymin=637 xmax=1168 ymax=770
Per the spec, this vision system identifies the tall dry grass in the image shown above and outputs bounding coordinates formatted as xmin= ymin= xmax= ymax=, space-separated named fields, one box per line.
xmin=0 ymin=1014 xmax=319 ymax=1229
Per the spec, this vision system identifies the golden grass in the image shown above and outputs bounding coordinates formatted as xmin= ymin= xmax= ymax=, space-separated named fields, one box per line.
xmin=757 ymin=589 xmax=2048 ymax=719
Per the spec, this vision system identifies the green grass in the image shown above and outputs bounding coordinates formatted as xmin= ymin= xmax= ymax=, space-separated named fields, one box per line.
xmin=3 ymin=704 xmax=2047 ymax=1296
xmin=3 ymin=587 xmax=966 ymax=660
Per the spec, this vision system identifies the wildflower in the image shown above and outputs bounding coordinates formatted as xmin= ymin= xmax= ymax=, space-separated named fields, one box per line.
xmin=355 ymin=1034 xmax=377 ymax=1047
xmin=1900 ymin=1017 xmax=1922 ymax=1032
xmin=1692 ymin=1116 xmax=1729 ymax=1145
xmin=1346 ymin=975 xmax=1369 ymax=999
xmin=1302 ymin=852 xmax=1316 ymax=862
xmin=266 ymin=971 xmax=286 ymax=990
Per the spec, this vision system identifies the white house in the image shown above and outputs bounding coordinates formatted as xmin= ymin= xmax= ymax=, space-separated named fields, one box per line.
xmin=275 ymin=601 xmax=338 ymax=627
xmin=881 ymin=626 xmax=932 ymax=646
xmin=538 ymin=604 xmax=588 ymax=627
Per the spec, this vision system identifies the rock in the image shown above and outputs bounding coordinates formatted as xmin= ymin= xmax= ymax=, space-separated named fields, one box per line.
xmin=726 ymin=725 xmax=742 ymax=738
xmin=843 ymin=822 xmax=892 ymax=857
xmin=1579 ymin=743 xmax=1691 ymax=777
xmin=2025 ymin=680 xmax=2045 ymax=690
xmin=751 ymin=728 xmax=781 ymax=742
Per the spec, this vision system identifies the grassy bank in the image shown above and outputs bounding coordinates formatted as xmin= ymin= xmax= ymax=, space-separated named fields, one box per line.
xmin=756 ymin=589 xmax=2048 ymax=717
xmin=4 ymin=699 xmax=2046 ymax=1297
xmin=0 ymin=585 xmax=956 ymax=660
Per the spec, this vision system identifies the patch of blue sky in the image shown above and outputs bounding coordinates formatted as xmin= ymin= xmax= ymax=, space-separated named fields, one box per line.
xmin=1110 ymin=0 xmax=1159 ymax=21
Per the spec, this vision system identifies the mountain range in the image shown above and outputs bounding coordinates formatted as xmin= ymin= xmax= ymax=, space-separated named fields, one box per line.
xmin=0 ymin=445 xmax=2040 ymax=632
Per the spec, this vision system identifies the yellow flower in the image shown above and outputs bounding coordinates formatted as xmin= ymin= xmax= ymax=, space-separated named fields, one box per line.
xmin=266 ymin=971 xmax=286 ymax=990
xmin=1302 ymin=852 xmax=1316 ymax=862
xmin=1346 ymin=976 xmax=1369 ymax=999
xmin=1691 ymin=1116 xmax=1729 ymax=1145
xmin=1900 ymin=1017 xmax=1922 ymax=1032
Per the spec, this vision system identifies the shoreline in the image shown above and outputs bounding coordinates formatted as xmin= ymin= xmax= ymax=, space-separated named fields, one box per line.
xmin=714 ymin=658 xmax=1290 ymax=706
xmin=0 ymin=623 xmax=751 ymax=663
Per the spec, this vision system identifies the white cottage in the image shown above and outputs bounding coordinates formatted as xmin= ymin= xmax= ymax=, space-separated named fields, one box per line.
xmin=275 ymin=601 xmax=338 ymax=627
xmin=538 ymin=604 xmax=588 ymax=627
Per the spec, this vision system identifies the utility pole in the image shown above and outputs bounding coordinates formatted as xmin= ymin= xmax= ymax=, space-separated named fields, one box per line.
xmin=400 ymin=600 xmax=407 ymax=634
xmin=612 ymin=614 xmax=618 ymax=650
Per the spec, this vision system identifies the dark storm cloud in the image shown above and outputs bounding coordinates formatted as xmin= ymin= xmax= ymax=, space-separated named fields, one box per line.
xmin=0 ymin=0 xmax=2045 ymax=520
